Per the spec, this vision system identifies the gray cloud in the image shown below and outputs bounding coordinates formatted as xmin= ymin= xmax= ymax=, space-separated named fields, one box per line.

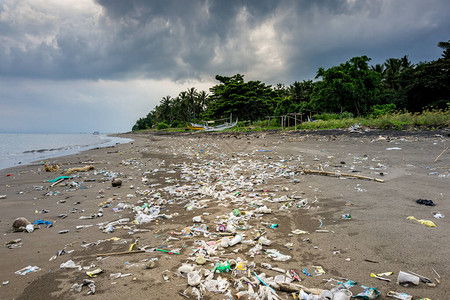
xmin=1 ymin=0 xmax=449 ymax=83
xmin=0 ymin=0 xmax=449 ymax=133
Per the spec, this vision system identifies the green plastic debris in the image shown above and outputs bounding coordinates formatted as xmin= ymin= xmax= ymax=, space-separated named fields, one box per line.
xmin=46 ymin=176 xmax=70 ymax=183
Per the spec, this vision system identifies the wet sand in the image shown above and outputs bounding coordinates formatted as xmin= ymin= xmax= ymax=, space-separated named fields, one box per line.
xmin=0 ymin=129 xmax=449 ymax=300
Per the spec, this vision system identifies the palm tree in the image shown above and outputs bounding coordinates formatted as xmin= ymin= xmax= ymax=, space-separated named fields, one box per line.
xmin=178 ymin=91 xmax=190 ymax=122
xmin=437 ymin=40 xmax=450 ymax=59
xmin=186 ymin=87 xmax=198 ymax=120
xmin=289 ymin=80 xmax=313 ymax=103
xmin=371 ymin=63 xmax=385 ymax=76
xmin=384 ymin=58 xmax=402 ymax=89
xmin=197 ymin=90 xmax=209 ymax=117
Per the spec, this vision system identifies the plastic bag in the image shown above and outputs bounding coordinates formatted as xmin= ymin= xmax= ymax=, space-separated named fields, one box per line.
xmin=406 ymin=216 xmax=436 ymax=227
xmin=188 ymin=271 xmax=201 ymax=286
xmin=60 ymin=260 xmax=81 ymax=270
xmin=258 ymin=236 xmax=272 ymax=246
xmin=265 ymin=249 xmax=291 ymax=262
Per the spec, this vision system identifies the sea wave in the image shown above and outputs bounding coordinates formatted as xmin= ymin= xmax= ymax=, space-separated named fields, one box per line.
xmin=0 ymin=134 xmax=132 ymax=170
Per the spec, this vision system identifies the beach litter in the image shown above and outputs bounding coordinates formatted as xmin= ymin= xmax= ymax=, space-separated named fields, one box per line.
xmin=386 ymin=291 xmax=412 ymax=300
xmin=2 ymin=133 xmax=447 ymax=299
xmin=15 ymin=265 xmax=41 ymax=275
xmin=65 ymin=165 xmax=94 ymax=174
xmin=397 ymin=271 xmax=420 ymax=285
xmin=12 ymin=217 xmax=33 ymax=232
xmin=70 ymin=279 xmax=96 ymax=295
xmin=406 ymin=216 xmax=436 ymax=227
xmin=60 ymin=260 xmax=82 ymax=270
xmin=5 ymin=239 xmax=23 ymax=249
xmin=44 ymin=163 xmax=60 ymax=172
xmin=33 ymin=219 xmax=53 ymax=228
xmin=340 ymin=280 xmax=381 ymax=299
xmin=416 ymin=199 xmax=435 ymax=206
xmin=432 ymin=211 xmax=444 ymax=219
xmin=86 ymin=268 xmax=103 ymax=278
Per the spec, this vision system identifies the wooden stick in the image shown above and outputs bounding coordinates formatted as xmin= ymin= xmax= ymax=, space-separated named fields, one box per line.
xmin=432 ymin=267 xmax=440 ymax=278
xmin=278 ymin=282 xmax=323 ymax=295
xmin=50 ymin=178 xmax=66 ymax=187
xmin=434 ymin=147 xmax=448 ymax=162
xmin=96 ymin=250 xmax=145 ymax=257
xmin=302 ymin=169 xmax=384 ymax=183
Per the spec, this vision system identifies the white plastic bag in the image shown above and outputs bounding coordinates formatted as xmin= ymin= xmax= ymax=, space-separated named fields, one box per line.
xmin=187 ymin=271 xmax=201 ymax=286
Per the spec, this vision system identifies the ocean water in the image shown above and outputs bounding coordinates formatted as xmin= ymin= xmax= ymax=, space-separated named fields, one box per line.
xmin=0 ymin=133 xmax=133 ymax=170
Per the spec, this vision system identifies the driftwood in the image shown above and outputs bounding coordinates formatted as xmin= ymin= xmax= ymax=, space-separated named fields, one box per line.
xmin=65 ymin=165 xmax=95 ymax=174
xmin=302 ymin=169 xmax=384 ymax=183
xmin=96 ymin=250 xmax=145 ymax=257
xmin=434 ymin=147 xmax=448 ymax=162
xmin=278 ymin=282 xmax=323 ymax=295
xmin=50 ymin=178 xmax=66 ymax=187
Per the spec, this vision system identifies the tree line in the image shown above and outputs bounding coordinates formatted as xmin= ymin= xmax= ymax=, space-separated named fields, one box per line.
xmin=133 ymin=40 xmax=449 ymax=130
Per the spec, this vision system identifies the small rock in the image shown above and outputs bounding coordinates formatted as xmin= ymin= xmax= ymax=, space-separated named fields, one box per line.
xmin=111 ymin=178 xmax=122 ymax=187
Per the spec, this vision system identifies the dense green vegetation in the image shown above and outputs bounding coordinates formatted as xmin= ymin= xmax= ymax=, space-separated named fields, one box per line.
xmin=133 ymin=41 xmax=450 ymax=131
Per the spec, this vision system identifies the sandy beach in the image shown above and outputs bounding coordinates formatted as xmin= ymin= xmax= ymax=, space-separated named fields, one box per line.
xmin=0 ymin=129 xmax=449 ymax=300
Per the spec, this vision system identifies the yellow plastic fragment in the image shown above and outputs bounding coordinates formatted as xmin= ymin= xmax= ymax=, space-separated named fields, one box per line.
xmin=86 ymin=268 xmax=103 ymax=277
xmin=376 ymin=272 xmax=393 ymax=276
xmin=313 ymin=266 xmax=325 ymax=274
xmin=129 ymin=242 xmax=137 ymax=251
xmin=291 ymin=229 xmax=309 ymax=234
xmin=406 ymin=216 xmax=436 ymax=227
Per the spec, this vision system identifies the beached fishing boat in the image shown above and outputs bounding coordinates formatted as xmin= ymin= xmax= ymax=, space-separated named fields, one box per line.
xmin=203 ymin=119 xmax=238 ymax=131
xmin=186 ymin=122 xmax=206 ymax=130
xmin=187 ymin=118 xmax=238 ymax=131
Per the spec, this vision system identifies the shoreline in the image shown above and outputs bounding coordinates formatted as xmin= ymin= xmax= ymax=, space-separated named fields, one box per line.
xmin=0 ymin=130 xmax=448 ymax=299
xmin=0 ymin=134 xmax=134 ymax=172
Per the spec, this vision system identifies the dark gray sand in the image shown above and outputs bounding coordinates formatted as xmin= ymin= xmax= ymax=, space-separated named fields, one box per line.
xmin=0 ymin=130 xmax=448 ymax=300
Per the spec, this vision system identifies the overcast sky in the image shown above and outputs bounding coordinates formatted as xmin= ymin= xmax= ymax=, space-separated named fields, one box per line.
xmin=0 ymin=0 xmax=448 ymax=133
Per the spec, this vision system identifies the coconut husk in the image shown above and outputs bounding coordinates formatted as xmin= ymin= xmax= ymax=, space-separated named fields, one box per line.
xmin=12 ymin=217 xmax=31 ymax=231
xmin=111 ymin=178 xmax=122 ymax=187
xmin=44 ymin=163 xmax=60 ymax=172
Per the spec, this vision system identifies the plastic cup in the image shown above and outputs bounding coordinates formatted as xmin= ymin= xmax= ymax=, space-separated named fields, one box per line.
xmin=397 ymin=271 xmax=420 ymax=285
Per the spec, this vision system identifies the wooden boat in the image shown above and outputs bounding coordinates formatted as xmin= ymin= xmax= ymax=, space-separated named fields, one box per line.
xmin=186 ymin=122 xmax=206 ymax=130
xmin=203 ymin=119 xmax=238 ymax=131
xmin=187 ymin=119 xmax=238 ymax=131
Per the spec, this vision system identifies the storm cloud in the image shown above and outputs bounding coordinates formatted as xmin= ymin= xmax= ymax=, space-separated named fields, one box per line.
xmin=0 ymin=0 xmax=448 ymax=132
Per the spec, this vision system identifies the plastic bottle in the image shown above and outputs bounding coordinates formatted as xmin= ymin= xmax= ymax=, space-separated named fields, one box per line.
xmin=229 ymin=235 xmax=242 ymax=246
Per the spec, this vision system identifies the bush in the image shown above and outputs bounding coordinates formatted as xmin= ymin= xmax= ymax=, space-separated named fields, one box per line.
xmin=313 ymin=113 xmax=340 ymax=121
xmin=370 ymin=104 xmax=396 ymax=118
xmin=313 ymin=112 xmax=354 ymax=121
xmin=156 ymin=122 xmax=170 ymax=130
xmin=171 ymin=120 xmax=182 ymax=128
